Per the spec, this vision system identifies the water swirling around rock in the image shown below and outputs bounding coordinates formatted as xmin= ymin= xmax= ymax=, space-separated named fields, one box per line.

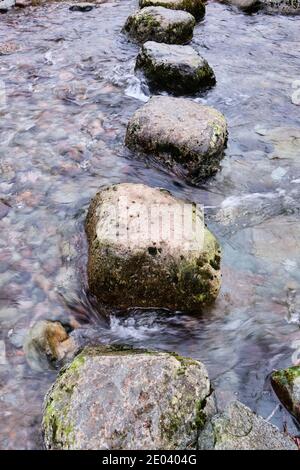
xmin=0 ymin=0 xmax=299 ymax=448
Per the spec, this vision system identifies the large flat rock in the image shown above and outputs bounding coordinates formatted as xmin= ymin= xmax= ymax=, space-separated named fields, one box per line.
xmin=43 ymin=346 xmax=213 ymax=450
xmin=125 ymin=96 xmax=227 ymax=183
xmin=139 ymin=0 xmax=206 ymax=20
xmin=85 ymin=183 xmax=221 ymax=312
xmin=123 ymin=6 xmax=195 ymax=44
xmin=136 ymin=41 xmax=215 ymax=95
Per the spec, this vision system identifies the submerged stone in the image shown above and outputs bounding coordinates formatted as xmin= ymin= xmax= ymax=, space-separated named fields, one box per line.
xmin=123 ymin=7 xmax=195 ymax=44
xmin=125 ymin=96 xmax=227 ymax=183
xmin=43 ymin=346 xmax=213 ymax=450
xmin=24 ymin=320 xmax=76 ymax=371
xmin=85 ymin=183 xmax=221 ymax=312
xmin=198 ymin=401 xmax=297 ymax=450
xmin=139 ymin=0 xmax=205 ymax=21
xmin=271 ymin=365 xmax=300 ymax=423
xmin=136 ymin=41 xmax=215 ymax=95
xmin=69 ymin=3 xmax=94 ymax=11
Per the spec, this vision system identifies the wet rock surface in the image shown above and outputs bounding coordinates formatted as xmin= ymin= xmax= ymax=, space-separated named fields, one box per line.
xmin=136 ymin=41 xmax=215 ymax=94
xmin=24 ymin=320 xmax=77 ymax=371
xmin=123 ymin=6 xmax=195 ymax=44
xmin=198 ymin=401 xmax=298 ymax=450
xmin=139 ymin=0 xmax=206 ymax=20
xmin=271 ymin=366 xmax=300 ymax=424
xmin=126 ymin=96 xmax=227 ymax=183
xmin=69 ymin=3 xmax=95 ymax=11
xmin=85 ymin=183 xmax=221 ymax=312
xmin=43 ymin=345 xmax=212 ymax=450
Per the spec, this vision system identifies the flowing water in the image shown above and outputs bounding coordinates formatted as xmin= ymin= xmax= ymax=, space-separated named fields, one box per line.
xmin=0 ymin=0 xmax=300 ymax=449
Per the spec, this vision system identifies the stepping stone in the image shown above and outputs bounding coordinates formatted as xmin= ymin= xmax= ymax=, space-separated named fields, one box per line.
xmin=125 ymin=96 xmax=227 ymax=183
xmin=139 ymin=0 xmax=205 ymax=21
xmin=85 ymin=183 xmax=222 ymax=312
xmin=123 ymin=6 xmax=195 ymax=44
xmin=69 ymin=2 xmax=94 ymax=11
xmin=136 ymin=41 xmax=216 ymax=95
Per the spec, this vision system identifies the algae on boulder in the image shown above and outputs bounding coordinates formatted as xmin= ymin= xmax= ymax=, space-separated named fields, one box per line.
xmin=85 ymin=183 xmax=221 ymax=312
xmin=139 ymin=0 xmax=205 ymax=21
xmin=43 ymin=346 xmax=213 ymax=450
xmin=125 ymin=96 xmax=227 ymax=183
xmin=136 ymin=41 xmax=215 ymax=95
xmin=198 ymin=401 xmax=297 ymax=450
xmin=271 ymin=365 xmax=300 ymax=423
xmin=123 ymin=7 xmax=195 ymax=44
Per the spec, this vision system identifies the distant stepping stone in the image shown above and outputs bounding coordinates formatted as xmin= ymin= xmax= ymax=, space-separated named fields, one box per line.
xmin=69 ymin=3 xmax=94 ymax=11
xmin=139 ymin=0 xmax=205 ymax=21
xmin=123 ymin=6 xmax=195 ymax=44
xmin=136 ymin=41 xmax=216 ymax=95
xmin=125 ymin=96 xmax=227 ymax=183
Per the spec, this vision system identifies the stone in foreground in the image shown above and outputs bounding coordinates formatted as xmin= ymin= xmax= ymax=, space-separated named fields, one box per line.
xmin=85 ymin=183 xmax=221 ymax=312
xmin=198 ymin=401 xmax=297 ymax=450
xmin=125 ymin=96 xmax=227 ymax=182
xmin=136 ymin=41 xmax=215 ymax=95
xmin=139 ymin=0 xmax=205 ymax=21
xmin=43 ymin=346 xmax=213 ymax=450
xmin=123 ymin=7 xmax=195 ymax=44
xmin=271 ymin=366 xmax=300 ymax=423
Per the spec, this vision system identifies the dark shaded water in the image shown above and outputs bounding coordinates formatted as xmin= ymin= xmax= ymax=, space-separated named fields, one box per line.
xmin=0 ymin=0 xmax=300 ymax=449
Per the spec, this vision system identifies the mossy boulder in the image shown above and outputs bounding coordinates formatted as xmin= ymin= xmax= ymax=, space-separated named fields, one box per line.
xmin=139 ymin=0 xmax=205 ymax=21
xmin=123 ymin=7 xmax=195 ymax=44
xmin=271 ymin=366 xmax=300 ymax=423
xmin=198 ymin=401 xmax=297 ymax=450
xmin=125 ymin=96 xmax=227 ymax=183
xmin=85 ymin=183 xmax=221 ymax=312
xmin=136 ymin=41 xmax=215 ymax=95
xmin=43 ymin=346 xmax=213 ymax=450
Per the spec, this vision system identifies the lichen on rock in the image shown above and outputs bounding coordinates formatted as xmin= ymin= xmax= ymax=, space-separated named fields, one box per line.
xmin=43 ymin=346 xmax=213 ymax=450
xmin=271 ymin=365 xmax=300 ymax=423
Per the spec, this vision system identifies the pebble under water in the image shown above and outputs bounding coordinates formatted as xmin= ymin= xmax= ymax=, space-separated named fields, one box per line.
xmin=0 ymin=0 xmax=300 ymax=449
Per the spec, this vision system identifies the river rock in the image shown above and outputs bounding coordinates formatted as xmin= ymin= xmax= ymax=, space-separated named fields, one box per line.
xmin=24 ymin=320 xmax=76 ymax=371
xmin=198 ymin=401 xmax=297 ymax=450
xmin=271 ymin=366 xmax=300 ymax=423
xmin=0 ymin=0 xmax=15 ymax=12
xmin=219 ymin=0 xmax=261 ymax=12
xmin=136 ymin=41 xmax=215 ymax=95
xmin=139 ymin=0 xmax=205 ymax=21
xmin=69 ymin=3 xmax=94 ymax=11
xmin=123 ymin=7 xmax=195 ymax=44
xmin=125 ymin=96 xmax=227 ymax=183
xmin=262 ymin=0 xmax=300 ymax=14
xmin=85 ymin=183 xmax=221 ymax=312
xmin=43 ymin=346 xmax=214 ymax=450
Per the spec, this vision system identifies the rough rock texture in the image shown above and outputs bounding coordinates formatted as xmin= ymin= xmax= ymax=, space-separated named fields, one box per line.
xmin=24 ymin=321 xmax=76 ymax=371
xmin=198 ymin=401 xmax=297 ymax=450
xmin=123 ymin=7 xmax=195 ymax=44
xmin=85 ymin=183 xmax=221 ymax=312
xmin=262 ymin=0 xmax=300 ymax=14
xmin=43 ymin=346 xmax=214 ymax=450
xmin=271 ymin=366 xmax=300 ymax=423
xmin=136 ymin=41 xmax=215 ymax=95
xmin=139 ymin=0 xmax=205 ymax=21
xmin=125 ymin=96 xmax=227 ymax=183
xmin=219 ymin=0 xmax=300 ymax=14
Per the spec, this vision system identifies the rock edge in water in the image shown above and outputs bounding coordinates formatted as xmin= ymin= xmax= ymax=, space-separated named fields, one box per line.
xmin=271 ymin=365 xmax=300 ymax=424
xmin=123 ymin=7 xmax=196 ymax=44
